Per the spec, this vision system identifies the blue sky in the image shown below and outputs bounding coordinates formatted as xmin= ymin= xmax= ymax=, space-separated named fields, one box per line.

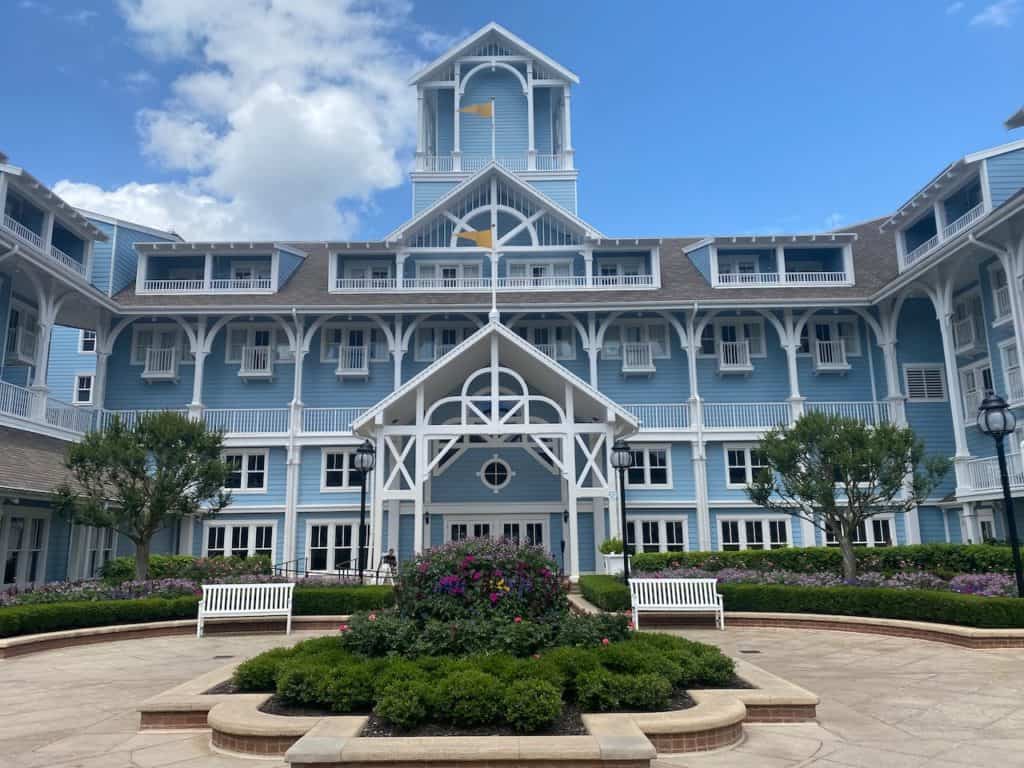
xmin=4 ymin=0 xmax=1023 ymax=240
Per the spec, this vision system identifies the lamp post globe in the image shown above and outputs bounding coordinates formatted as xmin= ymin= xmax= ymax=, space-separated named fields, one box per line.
xmin=610 ymin=440 xmax=634 ymax=580
xmin=976 ymin=393 xmax=1024 ymax=597
xmin=354 ymin=440 xmax=376 ymax=584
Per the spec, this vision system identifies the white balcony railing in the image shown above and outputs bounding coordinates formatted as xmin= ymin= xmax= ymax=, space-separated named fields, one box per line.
xmin=717 ymin=340 xmax=752 ymax=373
xmin=415 ymin=153 xmax=572 ymax=173
xmin=534 ymin=153 xmax=571 ymax=171
xmin=497 ymin=276 xmax=587 ymax=289
xmin=943 ymin=202 xmax=987 ymax=240
xmin=0 ymin=379 xmax=36 ymax=420
xmin=962 ymin=389 xmax=985 ymax=420
xmin=703 ymin=402 xmax=791 ymax=430
xmin=334 ymin=277 xmax=398 ymax=291
xmin=403 ymin=277 xmax=491 ymax=290
xmin=416 ymin=154 xmax=455 ymax=172
xmin=98 ymin=408 xmax=189 ymax=430
xmin=621 ymin=342 xmax=655 ymax=374
xmin=623 ymin=403 xmax=690 ymax=430
xmin=142 ymin=279 xmax=206 ymax=293
xmin=805 ymin=401 xmax=891 ymax=425
xmin=965 ymin=452 xmax=1024 ymax=492
xmin=901 ymin=233 xmax=940 ymax=270
xmin=49 ymin=245 xmax=87 ymax=276
xmin=812 ymin=340 xmax=850 ymax=372
xmin=0 ymin=380 xmax=98 ymax=437
xmin=533 ymin=343 xmax=557 ymax=359
xmin=204 ymin=408 xmax=288 ymax=434
xmin=142 ymin=348 xmax=179 ymax=381
xmin=3 ymin=213 xmax=42 ymax=249
xmin=45 ymin=398 xmax=95 ymax=433
xmin=715 ymin=271 xmax=849 ymax=288
xmin=1008 ymin=367 xmax=1024 ymax=403
xmin=141 ymin=278 xmax=273 ymax=294
xmin=335 ymin=346 xmax=369 ymax=378
xmin=6 ymin=326 xmax=37 ymax=364
xmin=302 ymin=407 xmax=365 ymax=433
xmin=239 ymin=347 xmax=274 ymax=378
xmin=995 ymin=285 xmax=1012 ymax=322
xmin=210 ymin=278 xmax=273 ymax=292
xmin=953 ymin=317 xmax=976 ymax=353
xmin=589 ymin=274 xmax=656 ymax=288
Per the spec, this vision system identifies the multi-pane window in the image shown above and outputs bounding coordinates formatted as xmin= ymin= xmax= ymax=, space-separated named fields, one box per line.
xmin=798 ymin=319 xmax=860 ymax=356
xmin=73 ymin=375 xmax=93 ymax=404
xmin=417 ymin=262 xmax=482 ymax=285
xmin=991 ymin=265 xmax=1012 ymax=322
xmin=205 ymin=523 xmax=273 ymax=559
xmin=602 ymin=322 xmax=670 ymax=359
xmin=321 ymin=325 xmax=388 ymax=363
xmin=223 ymin=451 xmax=267 ymax=491
xmin=514 ymin=324 xmax=576 ymax=360
xmin=308 ymin=523 xmax=369 ymax=571
xmin=83 ymin=527 xmax=115 ymax=578
xmin=825 ymin=518 xmax=893 ymax=548
xmin=130 ymin=326 xmax=191 ymax=365
xmin=79 ymin=329 xmax=97 ymax=353
xmin=703 ymin=320 xmax=765 ymax=357
xmin=1001 ymin=341 xmax=1023 ymax=402
xmin=322 ymin=450 xmax=364 ymax=490
xmin=226 ymin=325 xmax=290 ymax=364
xmin=624 ymin=447 xmax=670 ymax=487
xmin=720 ymin=518 xmax=789 ymax=551
xmin=960 ymin=361 xmax=993 ymax=419
xmin=415 ymin=325 xmax=473 ymax=361
xmin=624 ymin=519 xmax=687 ymax=553
xmin=725 ymin=445 xmax=769 ymax=487
xmin=904 ymin=365 xmax=947 ymax=402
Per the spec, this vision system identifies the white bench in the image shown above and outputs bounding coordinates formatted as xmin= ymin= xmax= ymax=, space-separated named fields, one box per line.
xmin=197 ymin=583 xmax=295 ymax=638
xmin=628 ymin=578 xmax=724 ymax=630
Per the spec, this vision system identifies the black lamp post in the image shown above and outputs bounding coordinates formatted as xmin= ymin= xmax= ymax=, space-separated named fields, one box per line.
xmin=610 ymin=440 xmax=634 ymax=581
xmin=353 ymin=440 xmax=376 ymax=584
xmin=976 ymin=393 xmax=1024 ymax=597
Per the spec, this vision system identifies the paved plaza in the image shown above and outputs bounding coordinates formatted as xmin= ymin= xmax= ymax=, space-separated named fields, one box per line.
xmin=2 ymin=627 xmax=1023 ymax=767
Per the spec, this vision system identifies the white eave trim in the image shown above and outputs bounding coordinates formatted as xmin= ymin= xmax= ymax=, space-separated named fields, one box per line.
xmin=74 ymin=208 xmax=183 ymax=242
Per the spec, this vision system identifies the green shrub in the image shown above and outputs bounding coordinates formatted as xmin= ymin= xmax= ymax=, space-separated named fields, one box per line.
xmin=234 ymin=647 xmax=294 ymax=691
xmin=436 ymin=669 xmax=504 ymax=726
xmin=374 ymin=680 xmax=430 ymax=730
xmin=599 ymin=539 xmax=624 ymax=555
xmin=718 ymin=583 xmax=1024 ymax=628
xmin=100 ymin=554 xmax=271 ymax=583
xmin=0 ymin=595 xmax=200 ymax=638
xmin=575 ymin=667 xmax=620 ymax=712
xmin=275 ymin=657 xmax=332 ymax=707
xmin=618 ymin=673 xmax=673 ymax=710
xmin=578 ymin=575 xmax=630 ymax=612
xmin=630 ymin=544 xmax=1018 ymax=576
xmin=537 ymin=646 xmax=600 ymax=698
xmin=503 ymin=679 xmax=563 ymax=733
xmin=292 ymin=585 xmax=394 ymax=615
xmin=322 ymin=662 xmax=378 ymax=713
xmin=371 ymin=658 xmax=430 ymax=696
xmin=554 ymin=612 xmax=630 ymax=647
xmin=624 ymin=633 xmax=735 ymax=687
xmin=599 ymin=641 xmax=683 ymax=684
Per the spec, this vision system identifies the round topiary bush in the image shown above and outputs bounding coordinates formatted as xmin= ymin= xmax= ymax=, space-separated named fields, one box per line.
xmin=503 ymin=679 xmax=563 ymax=733
xmin=374 ymin=680 xmax=431 ymax=730
xmin=436 ymin=669 xmax=504 ymax=726
xmin=233 ymin=647 xmax=293 ymax=692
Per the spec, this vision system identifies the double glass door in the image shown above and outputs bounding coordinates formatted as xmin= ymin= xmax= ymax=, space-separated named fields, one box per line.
xmin=447 ymin=519 xmax=545 ymax=547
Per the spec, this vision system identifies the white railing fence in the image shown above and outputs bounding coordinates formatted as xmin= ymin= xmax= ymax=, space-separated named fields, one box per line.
xmin=718 ymin=340 xmax=751 ymax=370
xmin=590 ymin=274 xmax=656 ymax=288
xmin=142 ymin=279 xmax=206 ymax=293
xmin=144 ymin=347 xmax=179 ymax=377
xmin=0 ymin=379 xmax=36 ymax=420
xmin=204 ymin=408 xmax=289 ymax=434
xmin=943 ymin=202 xmax=986 ymax=240
xmin=814 ymin=340 xmax=848 ymax=369
xmin=402 ymin=277 xmax=492 ymax=290
xmin=624 ymin=403 xmax=690 ymax=430
xmin=783 ymin=271 xmax=848 ymax=284
xmin=966 ymin=452 xmax=1024 ymax=492
xmin=210 ymin=278 xmax=273 ymax=292
xmin=302 ymin=407 xmax=365 ymax=433
xmin=622 ymin=342 xmax=655 ymax=373
xmin=336 ymin=346 xmax=369 ymax=374
xmin=1008 ymin=367 xmax=1024 ymax=403
xmin=334 ymin=277 xmax=398 ymax=291
xmin=902 ymin=233 xmax=940 ymax=269
xmin=805 ymin=401 xmax=891 ymax=425
xmin=98 ymin=409 xmax=189 ymax=430
xmin=45 ymin=398 xmax=94 ymax=433
xmin=49 ymin=245 xmax=86 ymax=276
xmin=497 ymin=275 xmax=587 ymax=289
xmin=3 ymin=214 xmax=43 ymax=249
xmin=703 ymin=402 xmax=791 ymax=429
xmin=240 ymin=346 xmax=273 ymax=376
xmin=995 ymin=285 xmax=1012 ymax=322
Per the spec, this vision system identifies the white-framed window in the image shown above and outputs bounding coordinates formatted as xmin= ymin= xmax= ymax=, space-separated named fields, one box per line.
xmin=320 ymin=324 xmax=388 ymax=363
xmin=603 ymin=321 xmax=670 ymax=360
xmin=514 ymin=323 xmax=576 ymax=360
xmin=626 ymin=518 xmax=687 ymax=553
xmin=596 ymin=258 xmax=643 ymax=277
xmin=700 ymin=319 xmax=766 ymax=357
xmin=345 ymin=261 xmax=393 ymax=281
xmin=903 ymin=364 xmax=947 ymax=402
xmin=825 ymin=516 xmax=894 ymax=548
xmin=719 ymin=517 xmax=790 ymax=551
xmin=414 ymin=324 xmax=475 ymax=362
xmin=1000 ymin=340 xmax=1023 ymax=402
xmin=79 ymin=329 xmax=97 ymax=353
xmin=73 ymin=374 xmax=94 ymax=405
xmin=717 ymin=253 xmax=759 ymax=275
xmin=222 ymin=450 xmax=268 ymax=492
xmin=445 ymin=518 xmax=545 ymax=546
xmin=959 ymin=359 xmax=993 ymax=420
xmin=952 ymin=292 xmax=983 ymax=352
xmin=506 ymin=259 xmax=572 ymax=282
xmin=204 ymin=521 xmax=275 ymax=559
xmin=72 ymin=525 xmax=116 ymax=579
xmin=724 ymin=444 xmax=769 ymax=488
xmin=477 ymin=457 xmax=514 ymax=493
xmin=306 ymin=521 xmax=370 ymax=571
xmin=976 ymin=507 xmax=997 ymax=543
xmin=798 ymin=318 xmax=860 ymax=356
xmin=321 ymin=449 xmax=366 ymax=491
xmin=130 ymin=325 xmax=192 ymax=366
xmin=231 ymin=261 xmax=272 ymax=281
xmin=625 ymin=446 xmax=671 ymax=488
xmin=225 ymin=324 xmax=291 ymax=364
xmin=1 ymin=513 xmax=48 ymax=587
xmin=416 ymin=261 xmax=483 ymax=284
xmin=990 ymin=264 xmax=1012 ymax=325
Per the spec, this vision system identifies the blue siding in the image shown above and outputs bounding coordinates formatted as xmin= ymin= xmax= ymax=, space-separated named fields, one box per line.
xmin=435 ymin=89 xmax=454 ymax=156
xmin=430 ymin=515 xmax=445 ymax=548
xmin=918 ymin=505 xmax=949 ymax=543
xmin=277 ymin=249 xmax=304 ymax=287
xmin=687 ymin=245 xmax=712 ymax=284
xmin=398 ymin=514 xmax=415 ymax=562
xmin=577 ymin=511 xmax=595 ymax=573
xmin=110 ymin=224 xmax=178 ymax=296
xmin=47 ymin=326 xmax=95 ymax=403
xmin=625 ymin=443 xmax=695 ymax=503
xmin=88 ymin=220 xmax=115 ymax=294
xmin=527 ymin=180 xmax=576 ymax=215
xmin=45 ymin=511 xmax=71 ymax=582
xmin=297 ymin=446 xmax=362 ymax=506
xmin=430 ymin=447 xmax=562 ymax=503
xmin=534 ymin=87 xmax=552 ymax=154
xmin=987 ymin=149 xmax=1024 ymax=208
xmin=461 ymin=68 xmax=527 ymax=162
xmin=413 ymin=181 xmax=459 ymax=215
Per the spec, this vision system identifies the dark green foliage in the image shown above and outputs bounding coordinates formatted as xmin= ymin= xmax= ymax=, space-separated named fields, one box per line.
xmin=578 ymin=575 xmax=630 ymax=612
xmin=503 ymin=679 xmax=563 ymax=732
xmin=576 ymin=668 xmax=671 ymax=712
xmin=292 ymin=585 xmax=394 ymax=615
xmin=436 ymin=669 xmax=504 ymax=726
xmin=275 ymin=657 xmax=332 ymax=707
xmin=630 ymin=544 xmax=1019 ymax=577
xmin=598 ymin=641 xmax=683 ymax=685
xmin=374 ymin=680 xmax=431 ymax=730
xmin=322 ymin=663 xmax=378 ymax=713
xmin=554 ymin=612 xmax=631 ymax=647
xmin=100 ymin=554 xmax=270 ymax=583
xmin=370 ymin=658 xmax=431 ymax=696
xmin=0 ymin=595 xmax=200 ymax=638
xmin=233 ymin=647 xmax=293 ymax=691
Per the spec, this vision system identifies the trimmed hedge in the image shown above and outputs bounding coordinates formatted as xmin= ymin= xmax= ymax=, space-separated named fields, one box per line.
xmin=630 ymin=544 xmax=1016 ymax=577
xmin=0 ymin=585 xmax=395 ymax=639
xmin=577 ymin=575 xmax=1024 ymax=629
xmin=100 ymin=554 xmax=271 ymax=582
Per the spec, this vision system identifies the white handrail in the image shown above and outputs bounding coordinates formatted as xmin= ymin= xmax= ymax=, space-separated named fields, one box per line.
xmin=498 ymin=275 xmax=586 ymax=289
xmin=953 ymin=317 xmax=975 ymax=352
xmin=240 ymin=346 xmax=273 ymax=376
xmin=814 ymin=340 xmax=848 ymax=369
xmin=402 ymin=277 xmax=491 ymax=290
xmin=718 ymin=340 xmax=751 ymax=369
xmin=966 ymin=452 xmax=1024 ymax=491
xmin=1008 ymin=367 xmax=1024 ymax=403
xmin=0 ymin=379 xmax=36 ymax=420
xmin=143 ymin=347 xmax=178 ymax=377
xmin=49 ymin=244 xmax=87 ymax=276
xmin=623 ymin=403 xmax=690 ymax=430
xmin=703 ymin=402 xmax=790 ymax=429
xmin=45 ymin=398 xmax=95 ymax=433
xmin=2 ymin=214 xmax=42 ymax=249
xmin=995 ymin=285 xmax=1012 ymax=321
xmin=622 ymin=342 xmax=655 ymax=373
xmin=210 ymin=278 xmax=273 ymax=291
xmin=902 ymin=233 xmax=940 ymax=269
xmin=590 ymin=274 xmax=656 ymax=288
xmin=336 ymin=346 xmax=369 ymax=374
xmin=142 ymin=279 xmax=206 ymax=293
xmin=334 ymin=277 xmax=398 ymax=291
xmin=99 ymin=408 xmax=188 ymax=429
xmin=805 ymin=401 xmax=891 ymax=425
xmin=302 ymin=407 xmax=365 ymax=433
xmin=942 ymin=202 xmax=986 ymax=240
xmin=204 ymin=408 xmax=289 ymax=434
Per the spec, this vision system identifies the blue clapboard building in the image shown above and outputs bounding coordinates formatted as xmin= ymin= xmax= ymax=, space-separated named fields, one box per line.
xmin=2 ymin=22 xmax=1024 ymax=586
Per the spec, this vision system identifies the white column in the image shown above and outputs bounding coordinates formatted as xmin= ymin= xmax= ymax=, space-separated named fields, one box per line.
xmin=203 ymin=253 xmax=213 ymax=291
xmin=587 ymin=312 xmax=599 ymax=387
xmin=413 ymin=388 xmax=426 ymax=553
xmin=783 ymin=311 xmax=804 ymax=422
xmin=283 ymin=445 xmax=300 ymax=563
xmin=452 ymin=64 xmax=462 ymax=172
xmin=135 ymin=253 xmax=148 ymax=293
xmin=93 ymin=350 xmax=110 ymax=410
xmin=562 ymin=86 xmax=574 ymax=169
xmin=41 ymin=211 xmax=55 ymax=254
xmin=526 ymin=64 xmax=536 ymax=170
xmin=879 ymin=340 xmax=907 ymax=425
xmin=692 ymin=446 xmax=710 ymax=551
xmin=775 ymin=246 xmax=786 ymax=283
xmin=386 ymin=499 xmax=400 ymax=559
xmin=582 ymin=246 xmax=593 ymax=287
xmin=800 ymin=516 xmax=817 ymax=548
xmin=961 ymin=501 xmax=980 ymax=544
xmin=83 ymin=240 xmax=95 ymax=282
xmin=415 ymin=89 xmax=425 ymax=159
xmin=392 ymin=315 xmax=404 ymax=389
xmin=933 ymin=202 xmax=947 ymax=243
xmin=371 ymin=431 xmax=385 ymax=567
xmin=932 ymin=291 xmax=971 ymax=488
xmin=564 ymin=385 xmax=579 ymax=580
xmin=396 ymin=252 xmax=408 ymax=289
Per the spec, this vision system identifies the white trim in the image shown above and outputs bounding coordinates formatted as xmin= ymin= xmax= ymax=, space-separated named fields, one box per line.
xmin=443 ymin=515 xmax=547 ymax=546
xmin=716 ymin=514 xmax=792 ymax=551
xmin=78 ymin=329 xmax=97 ymax=354
xmin=824 ymin=513 xmax=896 ymax=548
xmin=963 ymin=138 xmax=1024 ymax=164
xmin=72 ymin=373 xmax=94 ymax=405
xmin=602 ymin=319 xmax=672 ymax=360
xmin=202 ymin=519 xmax=278 ymax=559
xmin=319 ymin=323 xmax=388 ymax=364
xmin=304 ymin=517 xmax=372 ymax=572
xmin=129 ymin=323 xmax=193 ymax=366
xmin=902 ymin=363 xmax=948 ymax=402
xmin=998 ymin=338 xmax=1022 ymax=404
xmin=222 ymin=449 xmax=269 ymax=494
xmin=75 ymin=208 xmax=182 ymax=241
xmin=477 ymin=455 xmax=515 ymax=493
xmin=723 ymin=443 xmax=769 ymax=489
xmin=624 ymin=517 xmax=688 ymax=554
xmin=320 ymin=447 xmax=365 ymax=493
xmin=624 ymin=445 xmax=672 ymax=489
xmin=988 ymin=261 xmax=1013 ymax=326
xmin=224 ymin=322 xmax=291 ymax=365
xmin=0 ymin=509 xmax=50 ymax=588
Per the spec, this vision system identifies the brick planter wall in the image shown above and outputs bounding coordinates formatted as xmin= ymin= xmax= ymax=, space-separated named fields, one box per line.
xmin=646 ymin=721 xmax=743 ymax=753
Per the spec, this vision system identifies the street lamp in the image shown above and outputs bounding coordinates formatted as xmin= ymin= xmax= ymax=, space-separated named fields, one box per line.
xmin=610 ymin=440 xmax=634 ymax=581
xmin=976 ymin=393 xmax=1024 ymax=597
xmin=353 ymin=440 xmax=376 ymax=585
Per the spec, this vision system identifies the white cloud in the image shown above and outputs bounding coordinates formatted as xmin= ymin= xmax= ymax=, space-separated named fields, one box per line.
xmin=122 ymin=69 xmax=156 ymax=90
xmin=970 ymin=0 xmax=1019 ymax=26
xmin=417 ymin=29 xmax=461 ymax=53
xmin=55 ymin=0 xmax=426 ymax=240
xmin=946 ymin=1 xmax=965 ymax=13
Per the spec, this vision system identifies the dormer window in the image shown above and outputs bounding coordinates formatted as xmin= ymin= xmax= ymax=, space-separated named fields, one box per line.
xmin=416 ymin=261 xmax=483 ymax=288
xmin=506 ymin=260 xmax=573 ymax=287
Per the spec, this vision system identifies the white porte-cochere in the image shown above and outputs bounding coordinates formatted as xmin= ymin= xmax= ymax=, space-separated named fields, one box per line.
xmin=351 ymin=321 xmax=638 ymax=580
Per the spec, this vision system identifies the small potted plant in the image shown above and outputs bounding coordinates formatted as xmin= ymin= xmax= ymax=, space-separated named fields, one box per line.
xmin=600 ymin=538 xmax=626 ymax=575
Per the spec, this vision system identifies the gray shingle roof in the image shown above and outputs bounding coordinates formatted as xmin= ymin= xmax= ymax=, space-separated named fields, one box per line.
xmin=0 ymin=427 xmax=76 ymax=496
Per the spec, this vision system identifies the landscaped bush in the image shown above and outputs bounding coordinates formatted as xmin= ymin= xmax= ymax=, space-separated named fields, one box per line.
xmin=233 ymin=647 xmax=294 ymax=691
xmin=579 ymin=575 xmax=631 ymax=612
xmin=630 ymin=544 xmax=1017 ymax=577
xmin=395 ymin=538 xmax=566 ymax=621
xmin=100 ymin=554 xmax=272 ymax=583
xmin=437 ymin=669 xmax=504 ymax=726
xmin=503 ymin=679 xmax=563 ymax=732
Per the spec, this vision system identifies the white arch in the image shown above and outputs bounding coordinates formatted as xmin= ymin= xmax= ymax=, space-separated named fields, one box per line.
xmin=447 ymin=204 xmax=538 ymax=248
xmin=302 ymin=313 xmax=396 ymax=355
xmin=459 ymin=61 xmax=528 ymax=95
xmin=504 ymin=312 xmax=591 ymax=350
xmin=400 ymin=312 xmax=485 ymax=352
xmin=597 ymin=310 xmax=689 ymax=351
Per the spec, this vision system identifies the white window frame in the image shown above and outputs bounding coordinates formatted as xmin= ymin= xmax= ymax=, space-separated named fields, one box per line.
xmin=305 ymin=519 xmax=371 ymax=572
xmin=513 ymin=322 xmax=577 ymax=361
xmin=903 ymin=364 xmax=948 ymax=402
xmin=959 ymin=358 xmax=993 ymax=420
xmin=413 ymin=323 xmax=475 ymax=362
xmin=976 ymin=507 xmax=997 ymax=543
xmin=716 ymin=253 xmax=760 ymax=275
xmin=231 ymin=260 xmax=272 ymax=281
xmin=222 ymin=449 xmax=269 ymax=494
xmin=798 ymin=317 xmax=861 ymax=357
xmin=718 ymin=515 xmax=792 ymax=551
xmin=320 ymin=448 xmax=365 ymax=492
xmin=0 ymin=511 xmax=49 ymax=588
xmin=989 ymin=263 xmax=1012 ymax=326
xmin=443 ymin=517 xmax=546 ymax=546
xmin=602 ymin=320 xmax=671 ymax=360
xmin=624 ymin=445 xmax=672 ymax=488
xmin=129 ymin=324 xmax=193 ymax=366
xmin=699 ymin=318 xmax=767 ymax=358
xmin=595 ymin=257 xmax=644 ymax=277
xmin=72 ymin=525 xmax=117 ymax=580
xmin=477 ymin=456 xmax=515 ymax=493
xmin=999 ymin=339 xmax=1022 ymax=403
xmin=416 ymin=260 xmax=484 ymax=282
xmin=345 ymin=261 xmax=393 ymax=280
xmin=224 ymin=323 xmax=291 ymax=364
xmin=73 ymin=373 xmax=94 ymax=405
xmin=319 ymin=323 xmax=388 ymax=364
xmin=203 ymin=520 xmax=277 ymax=559
xmin=505 ymin=257 xmax=573 ymax=279
xmin=78 ymin=329 xmax=97 ymax=354
xmin=625 ymin=517 xmax=688 ymax=553
xmin=825 ymin=514 xmax=895 ymax=548
xmin=724 ymin=443 xmax=769 ymax=488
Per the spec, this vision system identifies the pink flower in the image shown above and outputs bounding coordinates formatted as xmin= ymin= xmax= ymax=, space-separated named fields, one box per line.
xmin=601 ymin=637 xmax=610 ymax=646
xmin=338 ymin=623 xmax=349 ymax=633
xmin=368 ymin=613 xmax=377 ymax=622
xmin=513 ymin=616 xmax=523 ymax=624
xmin=627 ymin=620 xmax=635 ymax=630
xmin=489 ymin=592 xmax=500 ymax=604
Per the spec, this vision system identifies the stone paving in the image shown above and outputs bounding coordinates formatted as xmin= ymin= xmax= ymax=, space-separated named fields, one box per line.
xmin=2 ymin=626 xmax=1024 ymax=767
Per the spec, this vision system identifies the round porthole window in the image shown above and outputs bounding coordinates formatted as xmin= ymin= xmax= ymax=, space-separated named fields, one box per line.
xmin=479 ymin=457 xmax=513 ymax=492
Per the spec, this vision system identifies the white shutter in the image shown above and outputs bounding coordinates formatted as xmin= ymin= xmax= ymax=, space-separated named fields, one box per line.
xmin=227 ymin=327 xmax=247 ymax=363
xmin=905 ymin=366 xmax=946 ymax=401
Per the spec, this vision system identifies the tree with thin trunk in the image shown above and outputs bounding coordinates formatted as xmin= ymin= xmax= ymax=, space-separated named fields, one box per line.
xmin=746 ymin=411 xmax=949 ymax=581
xmin=55 ymin=412 xmax=232 ymax=580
